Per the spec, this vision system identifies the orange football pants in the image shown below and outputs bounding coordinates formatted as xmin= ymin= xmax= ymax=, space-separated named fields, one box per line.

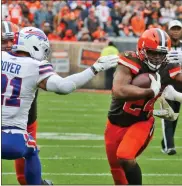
xmin=104 ymin=117 xmax=154 ymax=185
xmin=14 ymin=121 xmax=37 ymax=185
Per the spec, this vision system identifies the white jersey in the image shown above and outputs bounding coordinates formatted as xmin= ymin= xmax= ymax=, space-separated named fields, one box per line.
xmin=1 ymin=51 xmax=55 ymax=130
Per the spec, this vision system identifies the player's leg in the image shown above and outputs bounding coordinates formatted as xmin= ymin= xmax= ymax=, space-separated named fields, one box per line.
xmin=116 ymin=117 xmax=155 ymax=185
xmin=104 ymin=120 xmax=128 ymax=185
xmin=161 ymin=100 xmax=180 ymax=155
xmin=14 ymin=121 xmax=38 ymax=185
xmin=2 ymin=130 xmax=42 ymax=185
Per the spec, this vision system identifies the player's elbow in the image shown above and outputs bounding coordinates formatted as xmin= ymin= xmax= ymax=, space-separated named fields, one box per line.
xmin=112 ymin=86 xmax=127 ymax=99
xmin=57 ymin=82 xmax=76 ymax=95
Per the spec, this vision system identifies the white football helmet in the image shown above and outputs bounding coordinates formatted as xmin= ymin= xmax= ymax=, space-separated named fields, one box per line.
xmin=12 ymin=27 xmax=50 ymax=61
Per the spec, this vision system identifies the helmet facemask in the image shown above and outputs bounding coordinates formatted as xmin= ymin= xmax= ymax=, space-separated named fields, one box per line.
xmin=142 ymin=48 xmax=168 ymax=71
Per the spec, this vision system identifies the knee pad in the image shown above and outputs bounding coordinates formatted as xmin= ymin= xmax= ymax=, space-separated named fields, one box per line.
xmin=118 ymin=158 xmax=136 ymax=171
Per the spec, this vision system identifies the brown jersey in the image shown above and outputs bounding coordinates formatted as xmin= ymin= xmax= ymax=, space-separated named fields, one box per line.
xmin=108 ymin=51 xmax=181 ymax=127
xmin=27 ymin=90 xmax=38 ymax=125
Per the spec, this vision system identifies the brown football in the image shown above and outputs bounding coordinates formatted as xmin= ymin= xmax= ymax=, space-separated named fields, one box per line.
xmin=131 ymin=73 xmax=157 ymax=88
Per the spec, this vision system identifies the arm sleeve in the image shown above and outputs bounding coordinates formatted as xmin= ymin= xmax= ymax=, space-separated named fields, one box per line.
xmin=46 ymin=68 xmax=95 ymax=94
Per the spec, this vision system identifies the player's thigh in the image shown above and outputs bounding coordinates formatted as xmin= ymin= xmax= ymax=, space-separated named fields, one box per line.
xmin=116 ymin=117 xmax=155 ymax=159
xmin=27 ymin=120 xmax=38 ymax=140
xmin=105 ymin=120 xmax=128 ymax=167
xmin=2 ymin=131 xmax=37 ymax=159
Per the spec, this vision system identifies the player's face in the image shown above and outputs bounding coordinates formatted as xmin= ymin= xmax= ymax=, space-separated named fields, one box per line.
xmin=169 ymin=26 xmax=182 ymax=40
xmin=146 ymin=49 xmax=167 ymax=66
xmin=2 ymin=38 xmax=14 ymax=51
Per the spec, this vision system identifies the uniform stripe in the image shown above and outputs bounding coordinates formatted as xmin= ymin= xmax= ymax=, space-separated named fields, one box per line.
xmin=39 ymin=64 xmax=53 ymax=69
xmin=156 ymin=29 xmax=162 ymax=46
xmin=118 ymin=60 xmax=139 ymax=74
xmin=39 ymin=69 xmax=54 ymax=75
xmin=169 ymin=66 xmax=181 ymax=78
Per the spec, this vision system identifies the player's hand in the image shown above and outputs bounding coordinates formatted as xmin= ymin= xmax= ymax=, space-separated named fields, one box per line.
xmin=162 ymin=85 xmax=182 ymax=103
xmin=92 ymin=55 xmax=119 ymax=73
xmin=154 ymin=96 xmax=179 ymax=121
xmin=167 ymin=51 xmax=182 ymax=64
xmin=149 ymin=72 xmax=161 ymax=97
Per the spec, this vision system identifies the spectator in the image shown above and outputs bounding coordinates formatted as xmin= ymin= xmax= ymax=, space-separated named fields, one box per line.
xmin=118 ymin=22 xmax=134 ymax=37
xmin=46 ymin=5 xmax=54 ymax=31
xmin=2 ymin=0 xmax=10 ymax=20
xmin=92 ymin=26 xmax=106 ymax=41
xmin=63 ymin=29 xmax=77 ymax=41
xmin=77 ymin=27 xmax=91 ymax=41
xmin=84 ymin=8 xmax=101 ymax=35
xmin=95 ymin=1 xmax=110 ymax=28
xmin=42 ymin=22 xmax=51 ymax=36
xmin=131 ymin=11 xmax=145 ymax=37
xmin=34 ymin=3 xmax=48 ymax=28
xmin=104 ymin=17 xmax=117 ymax=37
xmin=8 ymin=0 xmax=22 ymax=25
xmin=159 ymin=0 xmax=176 ymax=26
xmin=48 ymin=30 xmax=62 ymax=41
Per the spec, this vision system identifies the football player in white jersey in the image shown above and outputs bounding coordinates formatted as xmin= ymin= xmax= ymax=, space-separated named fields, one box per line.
xmin=1 ymin=26 xmax=119 ymax=185
xmin=2 ymin=21 xmax=53 ymax=185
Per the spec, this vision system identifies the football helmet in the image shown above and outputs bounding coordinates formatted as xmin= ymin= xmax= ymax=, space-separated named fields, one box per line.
xmin=2 ymin=21 xmax=19 ymax=51
xmin=137 ymin=28 xmax=171 ymax=71
xmin=12 ymin=27 xmax=50 ymax=61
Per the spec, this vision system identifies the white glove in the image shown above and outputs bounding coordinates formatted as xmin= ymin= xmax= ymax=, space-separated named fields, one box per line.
xmin=92 ymin=55 xmax=119 ymax=73
xmin=167 ymin=51 xmax=182 ymax=64
xmin=149 ymin=72 xmax=161 ymax=97
xmin=153 ymin=96 xmax=179 ymax=121
xmin=162 ymin=85 xmax=182 ymax=103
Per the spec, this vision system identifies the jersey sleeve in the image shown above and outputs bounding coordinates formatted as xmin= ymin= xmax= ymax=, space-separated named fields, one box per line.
xmin=168 ymin=65 xmax=181 ymax=79
xmin=37 ymin=60 xmax=55 ymax=84
xmin=118 ymin=52 xmax=141 ymax=75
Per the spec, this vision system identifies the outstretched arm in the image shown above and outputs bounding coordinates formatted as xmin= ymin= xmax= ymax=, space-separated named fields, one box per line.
xmin=38 ymin=55 xmax=119 ymax=94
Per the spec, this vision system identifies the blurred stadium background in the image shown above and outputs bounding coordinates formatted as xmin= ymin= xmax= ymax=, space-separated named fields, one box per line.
xmin=2 ymin=0 xmax=182 ymax=185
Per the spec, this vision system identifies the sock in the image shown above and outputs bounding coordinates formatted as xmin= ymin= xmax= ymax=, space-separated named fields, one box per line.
xmin=24 ymin=153 xmax=41 ymax=185
xmin=111 ymin=168 xmax=128 ymax=185
xmin=124 ymin=162 xmax=142 ymax=185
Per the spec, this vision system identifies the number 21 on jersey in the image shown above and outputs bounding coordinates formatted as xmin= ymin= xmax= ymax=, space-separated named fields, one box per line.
xmin=1 ymin=74 xmax=22 ymax=107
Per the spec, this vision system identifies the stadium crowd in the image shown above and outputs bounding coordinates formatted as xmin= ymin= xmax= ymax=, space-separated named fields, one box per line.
xmin=2 ymin=0 xmax=182 ymax=42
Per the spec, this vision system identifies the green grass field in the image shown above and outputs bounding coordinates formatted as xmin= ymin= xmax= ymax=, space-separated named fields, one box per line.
xmin=2 ymin=91 xmax=182 ymax=185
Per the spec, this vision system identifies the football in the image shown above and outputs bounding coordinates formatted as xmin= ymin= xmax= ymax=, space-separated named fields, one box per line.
xmin=131 ymin=73 xmax=157 ymax=88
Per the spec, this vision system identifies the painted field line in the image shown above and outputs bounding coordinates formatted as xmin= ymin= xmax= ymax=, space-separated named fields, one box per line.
xmin=39 ymin=145 xmax=182 ymax=149
xmin=2 ymin=172 xmax=182 ymax=177
xmin=39 ymin=157 xmax=182 ymax=161
xmin=48 ymin=108 xmax=106 ymax=112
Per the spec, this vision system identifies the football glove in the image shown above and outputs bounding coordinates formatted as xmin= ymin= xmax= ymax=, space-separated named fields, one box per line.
xmin=153 ymin=95 xmax=179 ymax=121
xmin=149 ymin=73 xmax=161 ymax=97
xmin=91 ymin=55 xmax=119 ymax=74
xmin=167 ymin=51 xmax=182 ymax=64
xmin=162 ymin=85 xmax=182 ymax=103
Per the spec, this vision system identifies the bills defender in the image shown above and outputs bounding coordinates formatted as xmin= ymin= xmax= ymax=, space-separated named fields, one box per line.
xmin=1 ymin=26 xmax=119 ymax=185
xmin=2 ymin=20 xmax=52 ymax=185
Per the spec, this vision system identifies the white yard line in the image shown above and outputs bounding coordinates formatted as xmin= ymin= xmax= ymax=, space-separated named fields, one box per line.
xmin=39 ymin=145 xmax=182 ymax=149
xmin=2 ymin=172 xmax=182 ymax=177
xmin=38 ymin=157 xmax=182 ymax=161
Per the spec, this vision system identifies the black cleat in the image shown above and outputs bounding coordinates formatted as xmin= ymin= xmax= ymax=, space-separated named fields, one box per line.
xmin=41 ymin=179 xmax=53 ymax=185
xmin=161 ymin=148 xmax=177 ymax=155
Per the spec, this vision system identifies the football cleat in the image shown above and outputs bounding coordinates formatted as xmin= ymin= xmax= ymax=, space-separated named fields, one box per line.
xmin=41 ymin=179 xmax=53 ymax=185
xmin=161 ymin=148 xmax=177 ymax=155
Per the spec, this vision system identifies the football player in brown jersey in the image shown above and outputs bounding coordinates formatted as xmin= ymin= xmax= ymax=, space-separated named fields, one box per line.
xmin=104 ymin=28 xmax=182 ymax=185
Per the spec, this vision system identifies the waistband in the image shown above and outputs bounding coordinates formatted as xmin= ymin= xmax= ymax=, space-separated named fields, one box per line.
xmin=1 ymin=126 xmax=24 ymax=130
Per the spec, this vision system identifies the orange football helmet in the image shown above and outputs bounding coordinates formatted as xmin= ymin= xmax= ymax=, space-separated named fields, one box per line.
xmin=2 ymin=21 xmax=20 ymax=51
xmin=137 ymin=28 xmax=171 ymax=71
